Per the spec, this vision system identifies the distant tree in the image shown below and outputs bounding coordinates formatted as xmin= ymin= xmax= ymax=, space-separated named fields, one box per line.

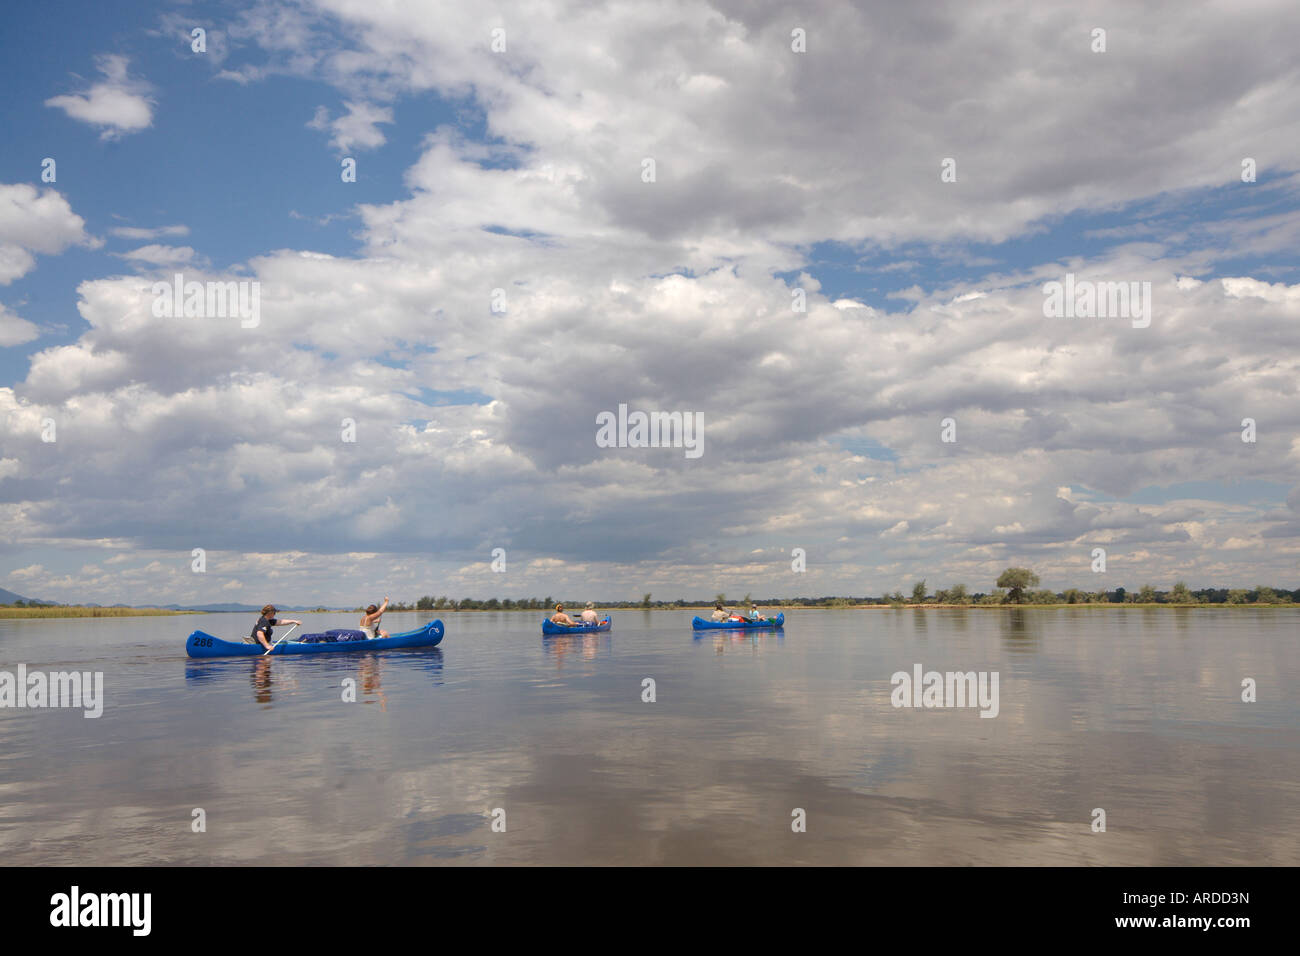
xmin=1138 ymin=584 xmax=1157 ymax=603
xmin=910 ymin=580 xmax=927 ymax=604
xmin=996 ymin=568 xmax=1039 ymax=604
xmin=1225 ymin=589 xmax=1249 ymax=604
xmin=1029 ymin=589 xmax=1058 ymax=604
xmin=947 ymin=583 xmax=969 ymax=605
xmin=1254 ymin=585 xmax=1278 ymax=604
xmin=715 ymin=593 xmax=727 ymax=605
xmin=1169 ymin=582 xmax=1193 ymax=604
xmin=642 ymin=593 xmax=652 ymax=608
xmin=1063 ymin=588 xmax=1082 ymax=604
xmin=416 ymin=595 xmax=434 ymax=610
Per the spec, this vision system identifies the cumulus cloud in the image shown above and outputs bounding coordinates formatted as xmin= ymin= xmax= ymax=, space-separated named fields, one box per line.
xmin=0 ymin=303 xmax=39 ymax=347
xmin=221 ymin=0 xmax=1300 ymax=247
xmin=0 ymin=184 xmax=92 ymax=284
xmin=307 ymin=101 xmax=393 ymax=152
xmin=44 ymin=54 xmax=154 ymax=139
xmin=4 ymin=0 xmax=1300 ymax=604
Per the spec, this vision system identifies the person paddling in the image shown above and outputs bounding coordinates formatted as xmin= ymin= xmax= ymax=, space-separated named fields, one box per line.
xmin=250 ymin=604 xmax=302 ymax=652
xmin=580 ymin=602 xmax=600 ymax=624
xmin=710 ymin=602 xmax=731 ymax=622
xmin=360 ymin=597 xmax=390 ymax=639
xmin=550 ymin=603 xmax=578 ymax=626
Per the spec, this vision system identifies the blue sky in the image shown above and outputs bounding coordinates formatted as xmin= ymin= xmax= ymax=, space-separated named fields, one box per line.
xmin=2 ymin=0 xmax=1299 ymax=605
xmin=0 ymin=0 xmax=471 ymax=380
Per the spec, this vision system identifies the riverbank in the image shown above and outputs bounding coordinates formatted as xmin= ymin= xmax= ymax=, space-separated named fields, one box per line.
xmin=0 ymin=606 xmax=199 ymax=619
xmin=5 ymin=603 xmax=1293 ymax=619
xmin=403 ymin=602 xmax=1300 ymax=613
xmin=852 ymin=602 xmax=1299 ymax=609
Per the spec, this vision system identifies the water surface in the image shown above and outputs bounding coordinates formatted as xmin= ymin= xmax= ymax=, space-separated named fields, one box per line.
xmin=1 ymin=608 xmax=1296 ymax=865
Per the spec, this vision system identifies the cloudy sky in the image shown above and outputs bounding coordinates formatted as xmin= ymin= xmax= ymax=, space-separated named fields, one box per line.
xmin=1 ymin=0 xmax=1298 ymax=606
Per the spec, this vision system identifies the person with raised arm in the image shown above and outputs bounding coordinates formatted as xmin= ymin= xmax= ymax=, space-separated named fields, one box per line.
xmin=360 ymin=596 xmax=390 ymax=639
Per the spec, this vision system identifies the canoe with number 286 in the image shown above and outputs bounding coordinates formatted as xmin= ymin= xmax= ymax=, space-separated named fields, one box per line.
xmin=185 ymin=620 xmax=445 ymax=658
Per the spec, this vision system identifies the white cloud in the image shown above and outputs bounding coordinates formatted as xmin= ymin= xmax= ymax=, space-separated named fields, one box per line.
xmin=0 ymin=184 xmax=91 ymax=284
xmin=0 ymin=303 xmax=39 ymax=347
xmin=4 ymin=1 xmax=1300 ymax=603
xmin=109 ymin=225 xmax=190 ymax=240
xmin=307 ymin=101 xmax=393 ymax=153
xmin=45 ymin=54 xmax=154 ymax=139
xmin=236 ymin=0 xmax=1300 ymax=248
xmin=115 ymin=244 xmax=197 ymax=266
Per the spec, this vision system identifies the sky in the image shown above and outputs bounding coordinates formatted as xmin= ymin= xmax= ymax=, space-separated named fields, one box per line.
xmin=1 ymin=0 xmax=1299 ymax=606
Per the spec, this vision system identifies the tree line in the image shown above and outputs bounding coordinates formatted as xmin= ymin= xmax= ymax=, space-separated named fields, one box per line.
xmin=389 ymin=572 xmax=1298 ymax=611
xmin=862 ymin=567 xmax=1296 ymax=605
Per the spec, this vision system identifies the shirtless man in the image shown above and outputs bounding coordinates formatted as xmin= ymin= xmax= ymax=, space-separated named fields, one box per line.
xmin=550 ymin=603 xmax=578 ymax=626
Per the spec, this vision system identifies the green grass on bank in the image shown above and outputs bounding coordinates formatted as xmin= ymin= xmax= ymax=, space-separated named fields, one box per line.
xmin=416 ymin=603 xmax=1300 ymax=611
xmin=433 ymin=602 xmax=1296 ymax=611
xmin=0 ymin=606 xmax=199 ymax=619
xmin=866 ymin=602 xmax=1299 ymax=609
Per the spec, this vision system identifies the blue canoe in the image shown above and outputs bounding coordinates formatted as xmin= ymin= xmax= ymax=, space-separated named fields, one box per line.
xmin=542 ymin=615 xmax=612 ymax=635
xmin=185 ymin=619 xmax=445 ymax=658
xmin=691 ymin=612 xmax=784 ymax=630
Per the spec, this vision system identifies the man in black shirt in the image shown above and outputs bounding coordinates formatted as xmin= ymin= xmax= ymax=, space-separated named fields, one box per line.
xmin=250 ymin=604 xmax=303 ymax=652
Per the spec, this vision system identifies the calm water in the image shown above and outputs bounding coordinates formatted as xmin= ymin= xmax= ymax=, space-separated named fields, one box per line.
xmin=1 ymin=608 xmax=1296 ymax=866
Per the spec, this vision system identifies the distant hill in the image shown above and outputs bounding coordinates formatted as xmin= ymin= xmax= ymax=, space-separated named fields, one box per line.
xmin=0 ymin=587 xmax=56 ymax=605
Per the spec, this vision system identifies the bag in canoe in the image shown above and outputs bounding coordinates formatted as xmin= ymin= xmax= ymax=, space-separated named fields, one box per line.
xmin=299 ymin=628 xmax=369 ymax=644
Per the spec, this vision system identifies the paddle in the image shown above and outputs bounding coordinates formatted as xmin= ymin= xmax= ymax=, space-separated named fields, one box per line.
xmin=263 ymin=622 xmax=299 ymax=656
